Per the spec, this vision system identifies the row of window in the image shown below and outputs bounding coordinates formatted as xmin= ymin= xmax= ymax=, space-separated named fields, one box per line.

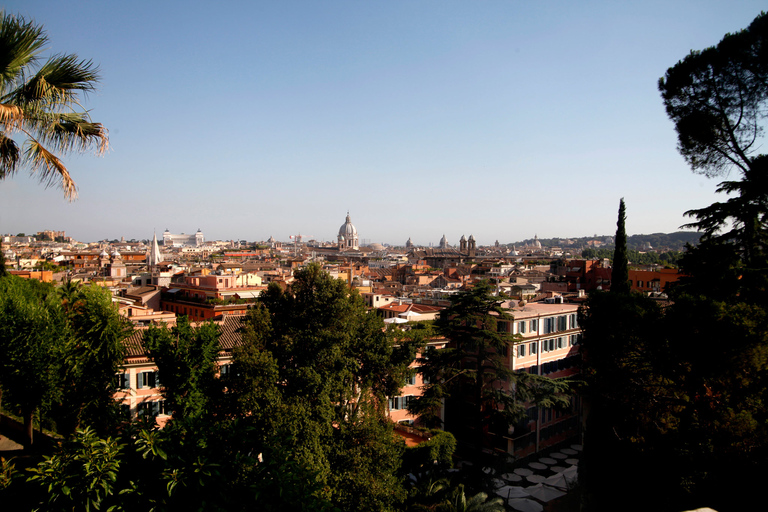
xmin=513 ymin=314 xmax=579 ymax=335
xmin=630 ymin=280 xmax=659 ymax=289
xmin=117 ymin=364 xmax=234 ymax=390
xmin=520 ymin=354 xmax=581 ymax=375
xmin=119 ymin=400 xmax=169 ymax=418
xmin=388 ymin=395 xmax=413 ymax=411
xmin=115 ymin=371 xmax=160 ymax=390
xmin=516 ymin=334 xmax=581 ymax=357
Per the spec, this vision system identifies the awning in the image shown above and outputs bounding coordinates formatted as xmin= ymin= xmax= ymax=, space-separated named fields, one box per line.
xmin=234 ymin=291 xmax=261 ymax=299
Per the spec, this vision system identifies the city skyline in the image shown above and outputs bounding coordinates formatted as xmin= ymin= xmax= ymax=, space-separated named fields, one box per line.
xmin=1 ymin=1 xmax=765 ymax=244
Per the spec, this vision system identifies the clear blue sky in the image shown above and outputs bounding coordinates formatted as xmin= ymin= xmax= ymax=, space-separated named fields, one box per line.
xmin=1 ymin=1 xmax=765 ymax=245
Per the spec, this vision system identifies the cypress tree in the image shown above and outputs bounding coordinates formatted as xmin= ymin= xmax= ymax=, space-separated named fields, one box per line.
xmin=612 ymin=198 xmax=630 ymax=294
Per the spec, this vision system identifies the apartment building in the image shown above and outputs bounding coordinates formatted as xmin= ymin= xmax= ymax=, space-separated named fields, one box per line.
xmin=500 ymin=301 xmax=582 ymax=457
xmin=384 ymin=298 xmax=582 ymax=457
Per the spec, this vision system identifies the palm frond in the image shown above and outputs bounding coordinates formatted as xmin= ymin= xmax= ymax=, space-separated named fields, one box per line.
xmin=12 ymin=54 xmax=100 ymax=106
xmin=0 ymin=131 xmax=19 ymax=177
xmin=0 ymin=102 xmax=23 ymax=129
xmin=26 ymin=111 xmax=108 ymax=155
xmin=24 ymin=139 xmax=77 ymax=200
xmin=0 ymin=12 xmax=106 ymax=199
xmin=0 ymin=13 xmax=47 ymax=89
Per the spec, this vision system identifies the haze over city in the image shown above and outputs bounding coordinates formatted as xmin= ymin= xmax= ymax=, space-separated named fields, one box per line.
xmin=1 ymin=0 xmax=765 ymax=244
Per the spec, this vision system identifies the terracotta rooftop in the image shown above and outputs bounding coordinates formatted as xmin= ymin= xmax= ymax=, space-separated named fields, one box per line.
xmin=123 ymin=315 xmax=246 ymax=363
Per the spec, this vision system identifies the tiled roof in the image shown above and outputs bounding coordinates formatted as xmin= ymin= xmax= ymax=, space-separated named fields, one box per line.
xmin=126 ymin=286 xmax=157 ymax=296
xmin=124 ymin=329 xmax=150 ymax=362
xmin=122 ymin=315 xmax=246 ymax=361
xmin=217 ymin=315 xmax=245 ymax=350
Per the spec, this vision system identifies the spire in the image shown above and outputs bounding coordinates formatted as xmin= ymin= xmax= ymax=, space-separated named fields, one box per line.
xmin=150 ymin=231 xmax=162 ymax=268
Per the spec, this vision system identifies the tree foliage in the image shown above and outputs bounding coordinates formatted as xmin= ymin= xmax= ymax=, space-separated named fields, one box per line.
xmin=580 ymin=283 xmax=768 ymax=511
xmin=579 ymin=14 xmax=768 ymax=510
xmin=611 ymin=198 xmax=630 ymax=294
xmin=661 ymin=11 xmax=768 ymax=299
xmin=55 ymin=283 xmax=130 ymax=437
xmin=659 ymin=12 xmax=768 ymax=178
xmin=580 ymin=247 xmax=684 ymax=267
xmin=26 ymin=427 xmax=122 ymax=512
xmin=145 ymin=316 xmax=221 ymax=421
xmin=680 ymin=155 xmax=768 ymax=298
xmin=0 ymin=277 xmax=128 ymax=445
xmin=0 ymin=276 xmax=66 ymax=445
xmin=229 ymin=263 xmax=416 ymax=511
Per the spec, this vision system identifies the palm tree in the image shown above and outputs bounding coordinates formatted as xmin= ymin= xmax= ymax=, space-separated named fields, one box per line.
xmin=0 ymin=12 xmax=108 ymax=200
xmin=435 ymin=484 xmax=505 ymax=512
xmin=58 ymin=278 xmax=83 ymax=314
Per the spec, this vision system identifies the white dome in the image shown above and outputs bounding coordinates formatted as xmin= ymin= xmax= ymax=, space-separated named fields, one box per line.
xmin=339 ymin=213 xmax=357 ymax=238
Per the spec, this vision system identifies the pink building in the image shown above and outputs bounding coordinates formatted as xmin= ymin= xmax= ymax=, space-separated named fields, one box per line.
xmin=500 ymin=301 xmax=582 ymax=457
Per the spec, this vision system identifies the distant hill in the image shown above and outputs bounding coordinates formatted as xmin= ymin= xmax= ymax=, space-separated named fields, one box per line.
xmin=626 ymin=232 xmax=700 ymax=250
xmin=511 ymin=231 xmax=700 ymax=252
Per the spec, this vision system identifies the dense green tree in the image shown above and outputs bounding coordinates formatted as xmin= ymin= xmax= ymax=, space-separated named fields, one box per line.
xmin=611 ymin=198 xmax=630 ymax=294
xmin=53 ymin=284 xmax=131 ymax=437
xmin=0 ymin=12 xmax=108 ymax=200
xmin=254 ymin=264 xmax=414 ymax=412
xmin=232 ymin=263 xmax=416 ymax=511
xmin=580 ymin=282 xmax=768 ymax=511
xmin=145 ymin=316 xmax=221 ymax=421
xmin=0 ymin=278 xmax=128 ymax=445
xmin=0 ymin=276 xmax=65 ymax=445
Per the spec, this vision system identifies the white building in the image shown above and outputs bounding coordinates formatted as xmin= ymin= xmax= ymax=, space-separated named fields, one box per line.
xmin=163 ymin=229 xmax=204 ymax=247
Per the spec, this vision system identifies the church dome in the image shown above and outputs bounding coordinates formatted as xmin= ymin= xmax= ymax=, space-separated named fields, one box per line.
xmin=339 ymin=213 xmax=357 ymax=238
